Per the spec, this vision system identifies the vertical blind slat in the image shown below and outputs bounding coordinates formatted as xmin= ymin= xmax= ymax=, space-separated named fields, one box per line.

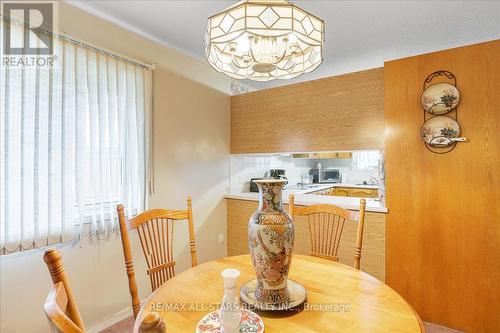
xmin=20 ymin=60 xmax=26 ymax=245
xmin=33 ymin=54 xmax=40 ymax=242
xmin=2 ymin=55 xmax=10 ymax=248
xmin=60 ymin=42 xmax=66 ymax=237
xmin=47 ymin=47 xmax=53 ymax=237
xmin=74 ymin=45 xmax=83 ymax=236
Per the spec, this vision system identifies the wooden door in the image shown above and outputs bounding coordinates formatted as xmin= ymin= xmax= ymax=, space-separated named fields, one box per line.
xmin=385 ymin=40 xmax=500 ymax=332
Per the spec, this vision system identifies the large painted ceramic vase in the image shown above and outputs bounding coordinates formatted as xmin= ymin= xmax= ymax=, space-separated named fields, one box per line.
xmin=248 ymin=179 xmax=294 ymax=304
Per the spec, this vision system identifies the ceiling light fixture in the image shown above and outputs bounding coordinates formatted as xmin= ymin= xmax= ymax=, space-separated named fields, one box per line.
xmin=205 ymin=0 xmax=324 ymax=81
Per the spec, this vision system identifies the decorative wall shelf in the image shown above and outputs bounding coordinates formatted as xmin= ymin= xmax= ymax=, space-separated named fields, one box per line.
xmin=420 ymin=70 xmax=468 ymax=154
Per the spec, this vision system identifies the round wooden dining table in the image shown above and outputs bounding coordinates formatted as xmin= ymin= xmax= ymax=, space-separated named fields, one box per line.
xmin=133 ymin=254 xmax=424 ymax=333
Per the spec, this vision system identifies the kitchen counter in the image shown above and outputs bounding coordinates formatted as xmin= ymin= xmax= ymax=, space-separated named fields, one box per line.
xmin=324 ymin=183 xmax=379 ymax=190
xmin=225 ymin=183 xmax=388 ymax=213
xmin=226 ymin=188 xmax=387 ymax=280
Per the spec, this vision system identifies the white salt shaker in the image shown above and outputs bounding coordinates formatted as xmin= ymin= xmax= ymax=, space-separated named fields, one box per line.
xmin=219 ymin=269 xmax=242 ymax=333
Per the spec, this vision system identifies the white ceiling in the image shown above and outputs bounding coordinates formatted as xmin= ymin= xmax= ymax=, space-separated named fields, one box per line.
xmin=68 ymin=0 xmax=500 ymax=90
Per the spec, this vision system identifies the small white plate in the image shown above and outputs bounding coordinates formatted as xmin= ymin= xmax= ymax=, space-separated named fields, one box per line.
xmin=196 ymin=309 xmax=264 ymax=333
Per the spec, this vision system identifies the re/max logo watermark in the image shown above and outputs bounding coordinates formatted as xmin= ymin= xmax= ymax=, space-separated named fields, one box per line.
xmin=1 ymin=1 xmax=57 ymax=67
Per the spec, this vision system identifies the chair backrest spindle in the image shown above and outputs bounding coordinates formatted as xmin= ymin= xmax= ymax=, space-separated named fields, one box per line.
xmin=187 ymin=197 xmax=197 ymax=267
xmin=354 ymin=199 xmax=367 ymax=269
xmin=289 ymin=194 xmax=367 ymax=269
xmin=117 ymin=204 xmax=142 ymax=318
xmin=117 ymin=196 xmax=197 ymax=319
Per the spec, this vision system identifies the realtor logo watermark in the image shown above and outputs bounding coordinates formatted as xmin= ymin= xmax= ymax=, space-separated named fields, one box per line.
xmin=1 ymin=1 xmax=57 ymax=67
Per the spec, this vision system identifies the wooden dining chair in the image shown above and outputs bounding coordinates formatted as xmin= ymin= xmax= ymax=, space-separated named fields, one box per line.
xmin=289 ymin=195 xmax=367 ymax=269
xmin=43 ymin=249 xmax=85 ymax=333
xmin=117 ymin=196 xmax=198 ymax=318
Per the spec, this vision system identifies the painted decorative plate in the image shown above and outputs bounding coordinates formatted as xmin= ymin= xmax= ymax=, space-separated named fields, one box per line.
xmin=196 ymin=309 xmax=264 ymax=333
xmin=240 ymin=279 xmax=307 ymax=311
xmin=421 ymin=82 xmax=460 ymax=114
xmin=420 ymin=116 xmax=461 ymax=146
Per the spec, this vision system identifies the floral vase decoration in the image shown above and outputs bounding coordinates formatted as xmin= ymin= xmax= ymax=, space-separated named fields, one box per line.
xmin=248 ymin=179 xmax=294 ymax=304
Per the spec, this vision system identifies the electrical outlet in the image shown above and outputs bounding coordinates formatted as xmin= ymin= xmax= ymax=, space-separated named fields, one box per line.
xmin=218 ymin=233 xmax=225 ymax=244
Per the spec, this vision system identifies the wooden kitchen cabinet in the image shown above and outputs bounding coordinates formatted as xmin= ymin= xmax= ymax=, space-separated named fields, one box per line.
xmin=349 ymin=188 xmax=378 ymax=198
xmin=336 ymin=152 xmax=353 ymax=159
xmin=292 ymin=152 xmax=353 ymax=159
xmin=330 ymin=187 xmax=378 ymax=198
xmin=312 ymin=188 xmax=332 ymax=195
xmin=331 ymin=187 xmax=349 ymax=196
xmin=230 ymin=68 xmax=384 ymax=154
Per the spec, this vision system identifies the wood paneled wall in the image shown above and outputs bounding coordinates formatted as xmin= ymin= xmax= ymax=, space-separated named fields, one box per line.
xmin=385 ymin=40 xmax=500 ymax=333
xmin=230 ymin=68 xmax=384 ymax=153
xmin=227 ymin=199 xmax=386 ymax=281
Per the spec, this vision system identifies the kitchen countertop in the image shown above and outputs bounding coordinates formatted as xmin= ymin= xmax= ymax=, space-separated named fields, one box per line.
xmin=325 ymin=183 xmax=379 ymax=190
xmin=225 ymin=183 xmax=388 ymax=213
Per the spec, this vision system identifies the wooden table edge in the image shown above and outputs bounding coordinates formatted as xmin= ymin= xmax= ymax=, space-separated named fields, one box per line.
xmin=133 ymin=254 xmax=425 ymax=333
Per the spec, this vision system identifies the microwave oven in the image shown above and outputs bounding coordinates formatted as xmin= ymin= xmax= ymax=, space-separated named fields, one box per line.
xmin=323 ymin=169 xmax=341 ymax=183
xmin=309 ymin=168 xmax=341 ymax=183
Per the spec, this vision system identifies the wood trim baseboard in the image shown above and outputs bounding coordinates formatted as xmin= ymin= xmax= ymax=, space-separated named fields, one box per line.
xmin=85 ymin=298 xmax=147 ymax=333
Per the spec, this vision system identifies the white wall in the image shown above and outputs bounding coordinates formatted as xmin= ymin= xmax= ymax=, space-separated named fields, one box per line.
xmin=0 ymin=2 xmax=230 ymax=332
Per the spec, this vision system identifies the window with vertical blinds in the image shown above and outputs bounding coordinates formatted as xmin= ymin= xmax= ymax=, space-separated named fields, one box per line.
xmin=0 ymin=20 xmax=152 ymax=254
